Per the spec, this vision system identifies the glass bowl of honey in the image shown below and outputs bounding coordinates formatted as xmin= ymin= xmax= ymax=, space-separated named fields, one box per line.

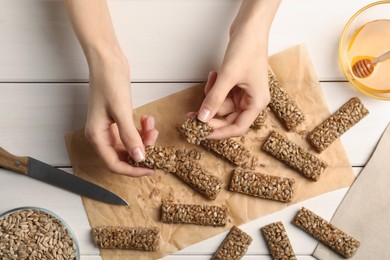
xmin=339 ymin=1 xmax=390 ymax=100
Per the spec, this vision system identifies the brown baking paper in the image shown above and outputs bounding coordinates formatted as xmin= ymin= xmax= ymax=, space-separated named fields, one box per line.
xmin=66 ymin=45 xmax=355 ymax=260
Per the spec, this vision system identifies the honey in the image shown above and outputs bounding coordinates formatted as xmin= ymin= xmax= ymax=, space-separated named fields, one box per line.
xmin=347 ymin=19 xmax=390 ymax=92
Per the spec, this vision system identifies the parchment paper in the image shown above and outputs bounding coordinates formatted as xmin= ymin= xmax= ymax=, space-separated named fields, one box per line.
xmin=66 ymin=45 xmax=356 ymax=260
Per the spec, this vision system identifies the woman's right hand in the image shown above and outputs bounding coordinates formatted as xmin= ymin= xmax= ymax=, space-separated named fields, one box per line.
xmin=85 ymin=51 xmax=159 ymax=177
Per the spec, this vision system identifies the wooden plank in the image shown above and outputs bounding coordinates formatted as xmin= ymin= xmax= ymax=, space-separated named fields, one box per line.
xmin=0 ymin=0 xmax=374 ymax=82
xmin=0 ymin=82 xmax=388 ymax=166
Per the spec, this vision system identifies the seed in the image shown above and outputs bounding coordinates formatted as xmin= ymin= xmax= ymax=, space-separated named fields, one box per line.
xmin=0 ymin=209 xmax=78 ymax=260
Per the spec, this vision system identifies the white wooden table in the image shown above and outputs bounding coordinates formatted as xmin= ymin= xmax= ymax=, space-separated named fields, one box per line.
xmin=1 ymin=1 xmax=389 ymax=259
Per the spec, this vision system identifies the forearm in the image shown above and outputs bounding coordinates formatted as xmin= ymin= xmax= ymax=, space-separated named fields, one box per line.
xmin=63 ymin=0 xmax=125 ymax=67
xmin=231 ymin=0 xmax=281 ymax=36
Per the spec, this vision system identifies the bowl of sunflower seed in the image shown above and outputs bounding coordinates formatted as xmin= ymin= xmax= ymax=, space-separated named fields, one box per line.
xmin=0 ymin=207 xmax=79 ymax=260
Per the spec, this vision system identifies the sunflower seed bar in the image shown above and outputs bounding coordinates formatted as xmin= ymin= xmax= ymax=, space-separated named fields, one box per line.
xmin=308 ymin=97 xmax=369 ymax=152
xmin=229 ymin=168 xmax=295 ymax=202
xmin=292 ymin=207 xmax=360 ymax=258
xmin=251 ymin=107 xmax=270 ymax=129
xmin=129 ymin=145 xmax=223 ymax=200
xmin=268 ymin=70 xmax=305 ymax=131
xmin=211 ymin=226 xmax=253 ymax=260
xmin=200 ymin=138 xmax=251 ymax=167
xmin=262 ymin=131 xmax=327 ymax=181
xmin=161 ymin=202 xmax=227 ymax=227
xmin=92 ymin=226 xmax=159 ymax=251
xmin=130 ymin=145 xmax=179 ymax=173
xmin=261 ymin=222 xmax=296 ymax=260
xmin=180 ymin=116 xmax=214 ymax=145
xmin=175 ymin=155 xmax=223 ymax=200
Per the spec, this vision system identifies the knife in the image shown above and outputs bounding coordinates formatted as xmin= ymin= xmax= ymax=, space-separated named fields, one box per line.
xmin=0 ymin=147 xmax=128 ymax=206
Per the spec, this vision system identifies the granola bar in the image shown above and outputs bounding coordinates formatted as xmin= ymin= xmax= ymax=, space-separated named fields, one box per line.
xmin=261 ymin=222 xmax=296 ymax=260
xmin=262 ymin=131 xmax=327 ymax=181
xmin=175 ymin=155 xmax=223 ymax=200
xmin=180 ymin=115 xmax=214 ymax=145
xmin=200 ymin=138 xmax=251 ymax=168
xmin=307 ymin=97 xmax=369 ymax=152
xmin=92 ymin=226 xmax=159 ymax=251
xmin=129 ymin=145 xmax=223 ymax=200
xmin=229 ymin=168 xmax=295 ymax=203
xmin=292 ymin=207 xmax=360 ymax=258
xmin=251 ymin=107 xmax=270 ymax=129
xmin=211 ymin=226 xmax=252 ymax=260
xmin=161 ymin=202 xmax=227 ymax=227
xmin=268 ymin=70 xmax=305 ymax=131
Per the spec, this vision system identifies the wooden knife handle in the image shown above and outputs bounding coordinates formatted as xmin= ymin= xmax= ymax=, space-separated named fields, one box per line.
xmin=0 ymin=147 xmax=28 ymax=174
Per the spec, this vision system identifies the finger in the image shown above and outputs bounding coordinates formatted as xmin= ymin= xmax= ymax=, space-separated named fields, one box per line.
xmin=143 ymin=129 xmax=159 ymax=146
xmin=207 ymin=112 xmax=239 ymax=129
xmin=141 ymin=115 xmax=155 ymax=131
xmin=208 ymin=109 xmax=259 ymax=139
xmin=215 ymin=97 xmax=235 ymax=117
xmin=185 ymin=111 xmax=197 ymax=118
xmin=113 ymin=106 xmax=145 ymax=163
xmin=204 ymin=71 xmax=218 ymax=95
xmin=92 ymin=141 xmax=154 ymax=177
xmin=198 ymin=74 xmax=235 ymax=123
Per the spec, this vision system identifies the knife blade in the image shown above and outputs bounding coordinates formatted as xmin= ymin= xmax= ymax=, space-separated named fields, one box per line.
xmin=0 ymin=147 xmax=128 ymax=206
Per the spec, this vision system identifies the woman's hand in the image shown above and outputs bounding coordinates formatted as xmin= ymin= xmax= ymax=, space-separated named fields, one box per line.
xmin=64 ymin=0 xmax=159 ymax=176
xmin=85 ymin=53 xmax=158 ymax=177
xmin=197 ymin=0 xmax=280 ymax=139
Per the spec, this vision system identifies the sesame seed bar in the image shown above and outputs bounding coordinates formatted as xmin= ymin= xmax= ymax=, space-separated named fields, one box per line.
xmin=251 ymin=107 xmax=270 ymax=129
xmin=129 ymin=145 xmax=223 ymax=200
xmin=261 ymin=222 xmax=296 ymax=260
xmin=268 ymin=70 xmax=305 ymax=131
xmin=292 ymin=207 xmax=360 ymax=258
xmin=161 ymin=202 xmax=228 ymax=227
xmin=180 ymin=116 xmax=214 ymax=145
xmin=262 ymin=131 xmax=327 ymax=181
xmin=229 ymin=168 xmax=295 ymax=203
xmin=200 ymin=138 xmax=251 ymax=167
xmin=211 ymin=226 xmax=253 ymax=260
xmin=308 ymin=97 xmax=369 ymax=152
xmin=92 ymin=226 xmax=159 ymax=251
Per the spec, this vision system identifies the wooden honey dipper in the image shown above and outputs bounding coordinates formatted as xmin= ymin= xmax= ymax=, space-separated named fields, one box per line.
xmin=352 ymin=50 xmax=390 ymax=78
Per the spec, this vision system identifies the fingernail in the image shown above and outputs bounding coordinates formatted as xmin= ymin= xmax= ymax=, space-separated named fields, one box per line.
xmin=198 ymin=108 xmax=210 ymax=122
xmin=207 ymin=71 xmax=213 ymax=82
xmin=131 ymin=147 xmax=145 ymax=162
